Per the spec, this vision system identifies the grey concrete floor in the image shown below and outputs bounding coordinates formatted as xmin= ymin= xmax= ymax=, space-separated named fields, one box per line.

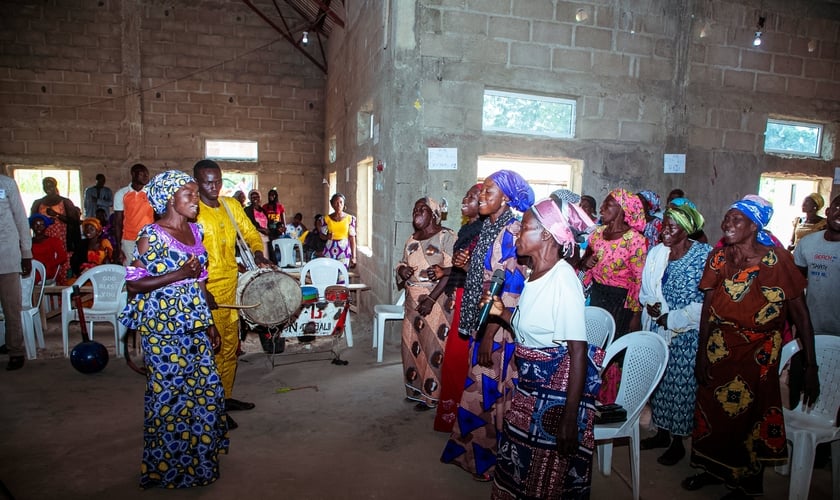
xmin=0 ymin=313 xmax=833 ymax=499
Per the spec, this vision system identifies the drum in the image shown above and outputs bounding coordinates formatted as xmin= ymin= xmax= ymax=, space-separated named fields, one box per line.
xmin=236 ymin=268 xmax=302 ymax=327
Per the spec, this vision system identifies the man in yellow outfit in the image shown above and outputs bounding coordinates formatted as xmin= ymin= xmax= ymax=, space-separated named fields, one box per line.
xmin=194 ymin=159 xmax=271 ymax=430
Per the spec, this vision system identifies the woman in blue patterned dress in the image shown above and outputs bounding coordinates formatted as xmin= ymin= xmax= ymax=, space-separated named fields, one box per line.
xmin=639 ymin=202 xmax=711 ymax=465
xmin=119 ymin=170 xmax=229 ymax=489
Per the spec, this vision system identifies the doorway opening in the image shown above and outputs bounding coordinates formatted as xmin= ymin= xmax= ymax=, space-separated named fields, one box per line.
xmin=476 ymin=156 xmax=582 ymax=201
xmin=758 ymin=174 xmax=832 ymax=248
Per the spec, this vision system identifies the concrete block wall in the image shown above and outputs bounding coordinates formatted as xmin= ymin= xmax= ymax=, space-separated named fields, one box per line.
xmin=326 ymin=0 xmax=839 ymax=306
xmin=0 ymin=0 xmax=326 ymax=218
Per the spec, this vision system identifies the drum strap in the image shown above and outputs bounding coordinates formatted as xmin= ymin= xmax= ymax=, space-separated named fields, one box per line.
xmin=222 ymin=200 xmax=258 ymax=271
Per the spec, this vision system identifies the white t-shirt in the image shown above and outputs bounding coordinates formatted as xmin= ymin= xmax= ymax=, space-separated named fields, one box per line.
xmin=511 ymin=260 xmax=587 ymax=348
xmin=794 ymin=231 xmax=840 ymax=336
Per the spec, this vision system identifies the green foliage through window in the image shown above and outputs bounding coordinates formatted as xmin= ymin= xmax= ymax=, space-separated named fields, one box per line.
xmin=764 ymin=119 xmax=822 ymax=157
xmin=483 ymin=90 xmax=576 ymax=138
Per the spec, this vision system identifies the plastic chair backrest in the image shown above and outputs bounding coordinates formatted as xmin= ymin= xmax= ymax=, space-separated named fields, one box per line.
xmin=21 ymin=260 xmax=47 ymax=310
xmin=585 ymin=306 xmax=616 ymax=349
xmin=781 ymin=336 xmax=840 ymax=424
xmin=603 ymin=331 xmax=669 ymax=433
xmin=395 ymin=290 xmax=406 ymax=306
xmin=300 ymin=258 xmax=349 ymax=295
xmin=75 ymin=264 xmax=126 ymax=307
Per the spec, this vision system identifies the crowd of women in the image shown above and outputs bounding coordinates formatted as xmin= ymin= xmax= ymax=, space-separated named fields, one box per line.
xmin=395 ymin=170 xmax=822 ymax=499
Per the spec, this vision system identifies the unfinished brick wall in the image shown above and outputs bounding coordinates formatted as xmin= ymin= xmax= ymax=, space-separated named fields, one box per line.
xmin=0 ymin=0 xmax=326 ymax=218
xmin=326 ymin=0 xmax=839 ymax=307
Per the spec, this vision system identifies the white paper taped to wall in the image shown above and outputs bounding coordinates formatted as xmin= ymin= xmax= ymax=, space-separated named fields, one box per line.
xmin=664 ymin=154 xmax=686 ymax=174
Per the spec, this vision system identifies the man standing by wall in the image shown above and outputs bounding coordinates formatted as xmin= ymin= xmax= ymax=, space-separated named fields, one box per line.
xmin=194 ymin=159 xmax=271 ymax=429
xmin=83 ymin=173 xmax=113 ymax=218
xmin=0 ymin=174 xmax=33 ymax=370
xmin=113 ymin=164 xmax=153 ymax=264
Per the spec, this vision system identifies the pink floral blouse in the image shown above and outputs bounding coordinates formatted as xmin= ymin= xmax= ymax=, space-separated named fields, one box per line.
xmin=584 ymin=226 xmax=648 ymax=312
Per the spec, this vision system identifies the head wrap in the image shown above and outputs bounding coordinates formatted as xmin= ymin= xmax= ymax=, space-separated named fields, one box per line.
xmin=549 ymin=189 xmax=581 ymax=205
xmin=147 ymin=170 xmax=194 ymax=215
xmin=730 ymin=195 xmax=774 ymax=246
xmin=664 ymin=203 xmax=704 ymax=236
xmin=638 ymin=190 xmax=661 ymax=216
xmin=609 ymin=188 xmax=646 ymax=232
xmin=807 ymin=193 xmax=825 ymax=211
xmin=29 ymin=213 xmax=53 ymax=228
xmin=422 ymin=196 xmax=442 ymax=224
xmin=81 ymin=217 xmax=102 ymax=233
xmin=531 ymin=197 xmax=595 ymax=250
xmin=669 ymin=197 xmax=697 ymax=210
xmin=487 ymin=170 xmax=535 ymax=212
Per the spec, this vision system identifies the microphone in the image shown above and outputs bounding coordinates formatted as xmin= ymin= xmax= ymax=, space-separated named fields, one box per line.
xmin=477 ymin=269 xmax=506 ymax=333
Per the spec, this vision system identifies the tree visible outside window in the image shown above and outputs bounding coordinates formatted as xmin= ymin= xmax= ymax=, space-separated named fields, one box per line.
xmin=764 ymin=119 xmax=823 ymax=157
xmin=483 ymin=90 xmax=576 ymax=138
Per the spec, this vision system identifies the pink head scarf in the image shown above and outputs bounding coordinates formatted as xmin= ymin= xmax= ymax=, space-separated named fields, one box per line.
xmin=609 ymin=188 xmax=646 ymax=232
xmin=531 ymin=197 xmax=595 ymax=248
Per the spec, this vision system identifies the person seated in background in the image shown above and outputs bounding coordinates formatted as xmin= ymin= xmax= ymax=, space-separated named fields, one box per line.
xmin=30 ymin=214 xmax=67 ymax=283
xmin=69 ymin=217 xmax=114 ymax=280
xmin=285 ymin=212 xmax=307 ymax=240
xmin=96 ymin=208 xmax=119 ymax=253
xmin=302 ymin=214 xmax=326 ymax=261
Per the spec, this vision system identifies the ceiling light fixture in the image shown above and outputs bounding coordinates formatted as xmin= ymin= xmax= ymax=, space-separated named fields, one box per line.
xmin=752 ymin=16 xmax=765 ymax=47
xmin=301 ymin=31 xmax=309 ymax=47
xmin=808 ymin=39 xmax=817 ymax=53
xmin=575 ymin=8 xmax=589 ymax=23
xmin=699 ymin=21 xmax=711 ymax=38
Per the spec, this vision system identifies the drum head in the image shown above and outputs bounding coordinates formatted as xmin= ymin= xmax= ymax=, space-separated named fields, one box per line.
xmin=238 ymin=269 xmax=302 ymax=327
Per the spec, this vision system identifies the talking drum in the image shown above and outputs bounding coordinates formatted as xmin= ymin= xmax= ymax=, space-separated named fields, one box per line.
xmin=236 ymin=268 xmax=302 ymax=327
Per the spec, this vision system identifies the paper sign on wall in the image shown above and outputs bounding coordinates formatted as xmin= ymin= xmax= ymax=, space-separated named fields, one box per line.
xmin=834 ymin=167 xmax=840 ymax=185
xmin=664 ymin=154 xmax=686 ymax=174
xmin=428 ymin=148 xmax=458 ymax=170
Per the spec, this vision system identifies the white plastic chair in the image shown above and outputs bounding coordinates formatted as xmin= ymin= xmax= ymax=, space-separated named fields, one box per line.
xmin=372 ymin=290 xmax=406 ymax=363
xmin=594 ymin=331 xmax=669 ymax=500
xmin=21 ymin=260 xmax=47 ymax=359
xmin=299 ymin=258 xmax=353 ymax=347
xmin=776 ymin=336 xmax=840 ymax=500
xmin=0 ymin=261 xmax=47 ymax=359
xmin=585 ymin=305 xmax=616 ymax=350
xmin=61 ymin=264 xmax=127 ymax=358
xmin=272 ymin=238 xmax=304 ymax=268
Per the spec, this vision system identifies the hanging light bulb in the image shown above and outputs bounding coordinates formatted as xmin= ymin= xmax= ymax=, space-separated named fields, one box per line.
xmin=301 ymin=31 xmax=309 ymax=47
xmin=752 ymin=16 xmax=765 ymax=47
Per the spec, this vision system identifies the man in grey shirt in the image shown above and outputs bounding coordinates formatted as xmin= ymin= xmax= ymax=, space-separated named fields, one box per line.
xmin=794 ymin=194 xmax=840 ymax=336
xmin=0 ymin=174 xmax=33 ymax=370
xmin=83 ymin=173 xmax=113 ymax=218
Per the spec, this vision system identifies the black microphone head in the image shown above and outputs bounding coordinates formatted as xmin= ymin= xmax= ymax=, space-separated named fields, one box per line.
xmin=490 ymin=268 xmax=505 ymax=284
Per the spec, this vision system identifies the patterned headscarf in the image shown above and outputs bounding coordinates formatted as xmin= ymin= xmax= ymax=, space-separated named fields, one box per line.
xmin=669 ymin=197 xmax=697 ymax=210
xmin=81 ymin=217 xmax=102 ymax=233
xmin=147 ymin=170 xmax=194 ymax=215
xmin=730 ymin=195 xmax=774 ymax=246
xmin=423 ymin=196 xmax=442 ymax=224
xmin=29 ymin=213 xmax=53 ymax=228
xmin=664 ymin=203 xmax=704 ymax=236
xmin=549 ymin=188 xmax=581 ymax=205
xmin=609 ymin=188 xmax=646 ymax=232
xmin=807 ymin=193 xmax=825 ymax=210
xmin=487 ymin=170 xmax=535 ymax=212
xmin=638 ymin=190 xmax=661 ymax=216
xmin=532 ymin=197 xmax=595 ymax=248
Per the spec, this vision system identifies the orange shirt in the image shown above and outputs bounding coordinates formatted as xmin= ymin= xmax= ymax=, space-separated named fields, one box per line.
xmin=116 ymin=187 xmax=154 ymax=241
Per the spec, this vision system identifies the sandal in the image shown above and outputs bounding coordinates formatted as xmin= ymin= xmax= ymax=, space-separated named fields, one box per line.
xmin=472 ymin=473 xmax=492 ymax=482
